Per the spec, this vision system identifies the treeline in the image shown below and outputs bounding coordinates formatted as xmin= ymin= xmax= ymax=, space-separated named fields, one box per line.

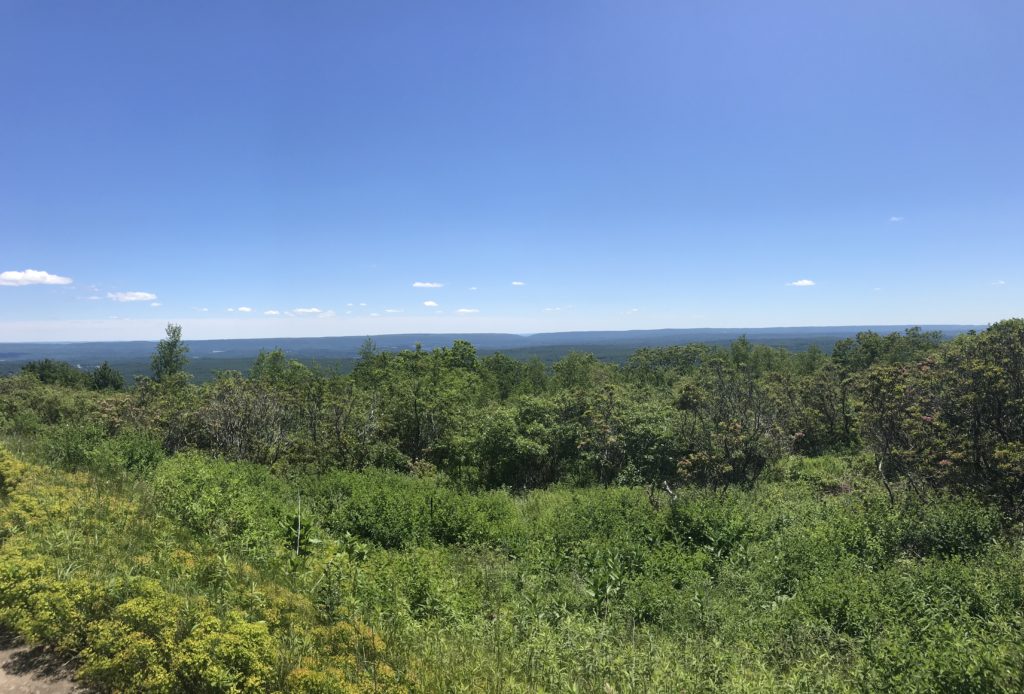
xmin=3 ymin=320 xmax=1023 ymax=501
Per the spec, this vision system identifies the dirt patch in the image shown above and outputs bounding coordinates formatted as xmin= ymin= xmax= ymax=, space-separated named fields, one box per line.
xmin=0 ymin=631 xmax=80 ymax=693
xmin=818 ymin=480 xmax=854 ymax=495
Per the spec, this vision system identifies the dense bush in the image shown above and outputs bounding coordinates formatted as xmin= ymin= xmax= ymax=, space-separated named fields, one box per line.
xmin=855 ymin=319 xmax=1024 ymax=501
xmin=9 ymin=321 xmax=1021 ymax=499
xmin=151 ymin=452 xmax=295 ymax=558
xmin=305 ymin=468 xmax=517 ymax=549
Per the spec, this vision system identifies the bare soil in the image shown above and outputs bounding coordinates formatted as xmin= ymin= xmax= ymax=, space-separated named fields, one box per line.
xmin=0 ymin=631 xmax=80 ymax=694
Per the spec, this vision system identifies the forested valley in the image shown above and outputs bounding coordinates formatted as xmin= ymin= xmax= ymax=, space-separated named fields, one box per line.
xmin=2 ymin=319 xmax=1024 ymax=692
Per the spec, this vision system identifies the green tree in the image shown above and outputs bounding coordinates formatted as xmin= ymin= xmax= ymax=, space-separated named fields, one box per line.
xmin=21 ymin=359 xmax=87 ymax=388
xmin=833 ymin=327 xmax=943 ymax=373
xmin=88 ymin=361 xmax=124 ymax=391
xmin=675 ymin=352 xmax=790 ymax=488
xmin=151 ymin=323 xmax=189 ymax=383
xmin=481 ymin=352 xmax=519 ymax=400
xmin=853 ymin=320 xmax=1024 ymax=500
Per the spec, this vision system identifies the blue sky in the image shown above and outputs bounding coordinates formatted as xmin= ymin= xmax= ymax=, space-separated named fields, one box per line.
xmin=1 ymin=1 xmax=1021 ymax=341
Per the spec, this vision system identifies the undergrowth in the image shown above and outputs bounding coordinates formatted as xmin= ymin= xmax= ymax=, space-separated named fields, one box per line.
xmin=1 ymin=436 xmax=1023 ymax=692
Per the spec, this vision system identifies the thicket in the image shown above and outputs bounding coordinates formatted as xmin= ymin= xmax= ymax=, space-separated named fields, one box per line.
xmin=11 ymin=320 xmax=1013 ymax=498
xmin=0 ymin=319 xmax=1022 ymax=691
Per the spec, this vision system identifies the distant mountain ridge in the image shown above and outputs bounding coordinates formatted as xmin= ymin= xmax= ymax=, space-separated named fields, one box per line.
xmin=0 ymin=325 xmax=983 ymax=381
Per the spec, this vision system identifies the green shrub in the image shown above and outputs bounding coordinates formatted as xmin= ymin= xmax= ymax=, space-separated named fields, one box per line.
xmin=90 ymin=427 xmax=166 ymax=476
xmin=308 ymin=469 xmax=517 ymax=549
xmin=891 ymin=496 xmax=1004 ymax=558
xmin=44 ymin=421 xmax=105 ymax=471
xmin=151 ymin=452 xmax=294 ymax=558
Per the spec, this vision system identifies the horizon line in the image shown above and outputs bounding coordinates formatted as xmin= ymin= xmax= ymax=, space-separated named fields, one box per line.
xmin=0 ymin=322 xmax=989 ymax=346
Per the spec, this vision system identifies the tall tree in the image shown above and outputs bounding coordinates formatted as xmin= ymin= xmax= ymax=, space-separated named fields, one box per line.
xmin=151 ymin=323 xmax=189 ymax=382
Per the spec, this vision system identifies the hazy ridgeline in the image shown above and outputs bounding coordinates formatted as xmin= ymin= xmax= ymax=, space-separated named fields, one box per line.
xmin=0 ymin=324 xmax=981 ymax=383
xmin=1 ymin=320 xmax=1023 ymax=691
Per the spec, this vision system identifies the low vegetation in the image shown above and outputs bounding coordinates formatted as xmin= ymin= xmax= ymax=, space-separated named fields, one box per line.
xmin=1 ymin=320 xmax=1022 ymax=691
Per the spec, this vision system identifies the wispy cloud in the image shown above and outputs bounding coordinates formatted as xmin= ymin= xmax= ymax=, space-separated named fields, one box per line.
xmin=786 ymin=279 xmax=816 ymax=287
xmin=193 ymin=307 xmax=209 ymax=312
xmin=0 ymin=269 xmax=73 ymax=286
xmin=108 ymin=291 xmax=157 ymax=302
xmin=423 ymin=300 xmax=439 ymax=307
xmin=294 ymin=307 xmax=322 ymax=314
xmin=992 ymin=280 xmax=1007 ymax=286
xmin=384 ymin=308 xmax=403 ymax=313
xmin=889 ymin=216 xmax=904 ymax=222
xmin=543 ymin=307 xmax=561 ymax=312
xmin=511 ymin=281 xmax=525 ymax=286
xmin=412 ymin=281 xmax=443 ymax=288
xmin=264 ymin=309 xmax=280 ymax=315
xmin=456 ymin=308 xmax=479 ymax=314
xmin=150 ymin=302 xmax=161 ymax=308
xmin=468 ymin=286 xmax=478 ymax=291
xmin=236 ymin=307 xmax=253 ymax=313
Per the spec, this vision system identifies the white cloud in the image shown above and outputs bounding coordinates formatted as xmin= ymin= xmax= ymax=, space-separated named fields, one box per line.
xmin=384 ymin=308 xmax=403 ymax=313
xmin=0 ymin=269 xmax=73 ymax=286
xmin=543 ymin=307 xmax=561 ymax=312
xmin=237 ymin=306 xmax=252 ymax=313
xmin=423 ymin=300 xmax=439 ymax=307
xmin=413 ymin=281 xmax=443 ymax=288
xmin=456 ymin=308 xmax=479 ymax=314
xmin=319 ymin=310 xmax=337 ymax=319
xmin=85 ymin=295 xmax=101 ymax=301
xmin=468 ymin=286 xmax=478 ymax=291
xmin=359 ymin=302 xmax=367 ymax=307
xmin=264 ymin=309 xmax=280 ymax=315
xmin=511 ymin=281 xmax=525 ymax=286
xmin=193 ymin=307 xmax=209 ymax=312
xmin=628 ymin=308 xmax=640 ymax=313
xmin=294 ymin=307 xmax=322 ymax=314
xmin=150 ymin=302 xmax=161 ymax=307
xmin=108 ymin=291 xmax=157 ymax=302
xmin=992 ymin=280 xmax=1007 ymax=286
xmin=786 ymin=279 xmax=816 ymax=287
xmin=889 ymin=216 xmax=904 ymax=222
xmin=369 ymin=312 xmax=380 ymax=317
